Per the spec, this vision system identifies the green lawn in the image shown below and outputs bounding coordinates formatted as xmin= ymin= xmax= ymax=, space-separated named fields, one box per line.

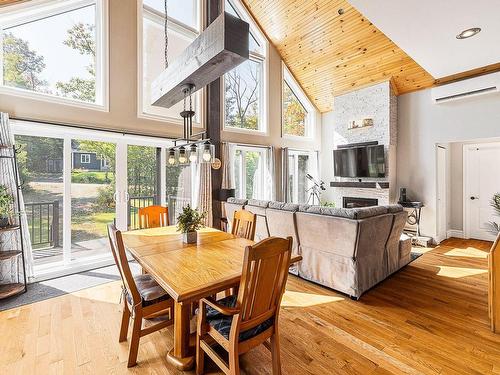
xmin=71 ymin=171 xmax=112 ymax=184
xmin=72 ymin=211 xmax=115 ymax=243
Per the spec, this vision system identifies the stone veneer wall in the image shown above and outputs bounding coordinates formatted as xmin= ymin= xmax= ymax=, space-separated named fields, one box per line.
xmin=321 ymin=81 xmax=398 ymax=207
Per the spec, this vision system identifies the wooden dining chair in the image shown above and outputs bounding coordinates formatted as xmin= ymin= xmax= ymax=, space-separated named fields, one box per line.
xmin=231 ymin=209 xmax=256 ymax=241
xmin=138 ymin=205 xmax=169 ymax=229
xmin=196 ymin=236 xmax=293 ymax=375
xmin=107 ymin=224 xmax=174 ymax=367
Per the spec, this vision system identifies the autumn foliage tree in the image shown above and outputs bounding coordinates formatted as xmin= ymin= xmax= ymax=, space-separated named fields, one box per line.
xmin=282 ymin=81 xmax=307 ymax=136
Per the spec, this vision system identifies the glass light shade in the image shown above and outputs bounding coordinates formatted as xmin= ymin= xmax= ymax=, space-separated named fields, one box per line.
xmin=177 ymin=146 xmax=188 ymax=165
xmin=168 ymin=148 xmax=176 ymax=165
xmin=189 ymin=144 xmax=198 ymax=162
xmin=201 ymin=142 xmax=215 ymax=163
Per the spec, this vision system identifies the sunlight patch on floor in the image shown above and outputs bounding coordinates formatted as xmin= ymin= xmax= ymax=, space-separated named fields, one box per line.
xmin=436 ymin=266 xmax=487 ymax=278
xmin=444 ymin=247 xmax=488 ymax=259
xmin=281 ymin=290 xmax=344 ymax=308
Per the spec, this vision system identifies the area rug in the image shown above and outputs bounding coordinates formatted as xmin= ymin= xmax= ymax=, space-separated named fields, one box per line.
xmin=410 ymin=251 xmax=423 ymax=262
xmin=0 ymin=263 xmax=140 ymax=311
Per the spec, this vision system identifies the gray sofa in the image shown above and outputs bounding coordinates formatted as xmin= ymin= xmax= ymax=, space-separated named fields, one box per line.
xmin=225 ymin=198 xmax=412 ymax=299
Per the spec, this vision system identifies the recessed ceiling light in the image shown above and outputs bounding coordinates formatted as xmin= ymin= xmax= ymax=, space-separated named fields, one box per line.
xmin=456 ymin=27 xmax=481 ymax=39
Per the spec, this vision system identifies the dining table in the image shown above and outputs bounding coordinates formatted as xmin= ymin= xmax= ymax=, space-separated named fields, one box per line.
xmin=121 ymin=225 xmax=301 ymax=371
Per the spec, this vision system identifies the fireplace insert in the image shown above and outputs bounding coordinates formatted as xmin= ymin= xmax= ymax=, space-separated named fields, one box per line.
xmin=343 ymin=197 xmax=378 ymax=208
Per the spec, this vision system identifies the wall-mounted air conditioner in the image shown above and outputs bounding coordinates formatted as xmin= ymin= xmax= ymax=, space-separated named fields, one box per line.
xmin=431 ymin=72 xmax=500 ymax=103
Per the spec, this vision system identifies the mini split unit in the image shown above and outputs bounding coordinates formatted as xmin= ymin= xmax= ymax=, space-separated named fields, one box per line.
xmin=431 ymin=72 xmax=500 ymax=103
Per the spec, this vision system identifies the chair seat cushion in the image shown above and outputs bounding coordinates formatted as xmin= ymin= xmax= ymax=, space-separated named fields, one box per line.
xmin=125 ymin=274 xmax=171 ymax=307
xmin=204 ymin=295 xmax=274 ymax=341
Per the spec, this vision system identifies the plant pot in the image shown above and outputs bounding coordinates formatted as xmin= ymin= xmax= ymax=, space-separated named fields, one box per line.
xmin=0 ymin=216 xmax=9 ymax=228
xmin=182 ymin=231 xmax=197 ymax=244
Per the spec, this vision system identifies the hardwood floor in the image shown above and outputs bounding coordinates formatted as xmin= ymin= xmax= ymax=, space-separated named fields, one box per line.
xmin=1 ymin=238 xmax=499 ymax=374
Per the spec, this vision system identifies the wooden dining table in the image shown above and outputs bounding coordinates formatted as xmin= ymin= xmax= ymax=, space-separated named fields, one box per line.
xmin=121 ymin=225 xmax=301 ymax=371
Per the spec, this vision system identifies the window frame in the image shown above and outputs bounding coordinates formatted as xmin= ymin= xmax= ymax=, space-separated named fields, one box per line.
xmin=0 ymin=0 xmax=109 ymax=111
xmin=80 ymin=153 xmax=91 ymax=164
xmin=137 ymin=1 xmax=206 ymax=128
xmin=286 ymin=149 xmax=318 ymax=204
xmin=233 ymin=144 xmax=269 ymax=200
xmin=222 ymin=0 xmax=268 ymax=135
xmin=282 ymin=64 xmax=315 ymax=140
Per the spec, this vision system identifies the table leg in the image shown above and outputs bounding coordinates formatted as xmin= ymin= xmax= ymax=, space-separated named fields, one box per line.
xmin=167 ymin=301 xmax=195 ymax=370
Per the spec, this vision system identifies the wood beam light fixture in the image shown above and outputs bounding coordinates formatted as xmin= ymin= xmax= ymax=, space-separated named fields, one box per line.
xmin=151 ymin=10 xmax=250 ymax=109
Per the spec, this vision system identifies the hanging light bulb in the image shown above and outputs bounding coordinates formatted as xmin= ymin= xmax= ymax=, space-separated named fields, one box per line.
xmin=168 ymin=148 xmax=176 ymax=165
xmin=178 ymin=146 xmax=187 ymax=164
xmin=202 ymin=141 xmax=213 ymax=162
xmin=189 ymin=144 xmax=198 ymax=163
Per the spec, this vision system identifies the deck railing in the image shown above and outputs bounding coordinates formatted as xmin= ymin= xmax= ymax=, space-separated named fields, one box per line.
xmin=25 ymin=200 xmax=60 ymax=248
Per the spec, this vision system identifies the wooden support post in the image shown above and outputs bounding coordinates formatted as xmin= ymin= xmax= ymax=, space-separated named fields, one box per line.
xmin=207 ymin=0 xmax=223 ymax=229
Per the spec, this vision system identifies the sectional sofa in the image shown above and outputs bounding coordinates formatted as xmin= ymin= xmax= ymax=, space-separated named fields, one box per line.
xmin=224 ymin=198 xmax=412 ymax=299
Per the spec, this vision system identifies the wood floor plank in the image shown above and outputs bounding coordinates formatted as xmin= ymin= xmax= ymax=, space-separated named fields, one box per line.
xmin=1 ymin=238 xmax=500 ymax=374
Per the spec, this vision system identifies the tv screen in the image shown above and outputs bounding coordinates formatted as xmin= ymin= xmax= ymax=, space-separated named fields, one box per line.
xmin=334 ymin=145 xmax=385 ymax=178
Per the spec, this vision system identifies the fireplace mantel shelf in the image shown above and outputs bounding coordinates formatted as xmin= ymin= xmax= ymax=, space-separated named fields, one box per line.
xmin=330 ymin=181 xmax=390 ymax=189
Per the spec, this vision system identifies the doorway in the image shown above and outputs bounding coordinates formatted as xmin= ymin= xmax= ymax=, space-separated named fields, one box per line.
xmin=464 ymin=142 xmax=500 ymax=241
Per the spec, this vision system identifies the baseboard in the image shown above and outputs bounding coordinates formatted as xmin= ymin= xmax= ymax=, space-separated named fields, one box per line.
xmin=447 ymin=230 xmax=464 ymax=239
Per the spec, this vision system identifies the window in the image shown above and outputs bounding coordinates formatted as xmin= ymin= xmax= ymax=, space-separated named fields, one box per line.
xmin=223 ymin=0 xmax=267 ymax=133
xmin=0 ymin=0 xmax=107 ymax=108
xmin=233 ymin=145 xmax=272 ymax=200
xmin=287 ymin=150 xmax=319 ymax=204
xmin=282 ymin=65 xmax=314 ymax=138
xmin=81 ymin=154 xmax=91 ymax=164
xmin=140 ymin=1 xmax=202 ymax=123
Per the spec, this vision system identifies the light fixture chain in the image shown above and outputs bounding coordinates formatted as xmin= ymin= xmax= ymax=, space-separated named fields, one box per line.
xmin=164 ymin=0 xmax=169 ymax=69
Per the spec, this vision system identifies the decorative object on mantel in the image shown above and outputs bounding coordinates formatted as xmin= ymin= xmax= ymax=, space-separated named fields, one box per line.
xmin=176 ymin=204 xmax=206 ymax=244
xmin=151 ymin=0 xmax=249 ymax=109
xmin=0 ymin=112 xmax=33 ymax=300
xmin=348 ymin=118 xmax=373 ymax=130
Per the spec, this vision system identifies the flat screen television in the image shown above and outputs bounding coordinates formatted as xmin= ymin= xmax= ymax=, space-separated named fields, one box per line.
xmin=333 ymin=145 xmax=385 ymax=178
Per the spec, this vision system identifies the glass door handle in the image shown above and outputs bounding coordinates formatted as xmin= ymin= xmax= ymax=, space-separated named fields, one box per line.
xmin=113 ymin=192 xmax=118 ymax=202
xmin=125 ymin=192 xmax=130 ymax=202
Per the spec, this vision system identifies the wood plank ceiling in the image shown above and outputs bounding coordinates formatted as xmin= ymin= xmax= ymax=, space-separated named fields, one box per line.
xmin=242 ymin=0 xmax=437 ymax=112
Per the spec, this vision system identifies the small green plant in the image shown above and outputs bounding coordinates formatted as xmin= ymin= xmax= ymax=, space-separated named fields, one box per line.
xmin=176 ymin=204 xmax=206 ymax=233
xmin=321 ymin=200 xmax=336 ymax=208
xmin=0 ymin=185 xmax=13 ymax=217
xmin=490 ymin=193 xmax=500 ymax=234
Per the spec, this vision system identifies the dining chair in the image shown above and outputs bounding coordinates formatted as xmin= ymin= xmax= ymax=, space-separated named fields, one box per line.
xmin=231 ymin=209 xmax=256 ymax=241
xmin=196 ymin=236 xmax=293 ymax=375
xmin=138 ymin=205 xmax=169 ymax=229
xmin=489 ymin=232 xmax=500 ymax=333
xmin=107 ymin=224 xmax=174 ymax=367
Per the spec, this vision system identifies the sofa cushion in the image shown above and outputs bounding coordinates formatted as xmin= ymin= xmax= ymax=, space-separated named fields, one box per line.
xmin=298 ymin=204 xmax=388 ymax=219
xmin=268 ymin=201 xmax=300 ymax=212
xmin=227 ymin=197 xmax=248 ymax=205
xmin=385 ymin=204 xmax=404 ymax=213
xmin=247 ymin=199 xmax=270 ymax=208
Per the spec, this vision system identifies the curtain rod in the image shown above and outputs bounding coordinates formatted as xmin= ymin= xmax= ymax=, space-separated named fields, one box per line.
xmin=9 ymin=116 xmax=174 ymax=141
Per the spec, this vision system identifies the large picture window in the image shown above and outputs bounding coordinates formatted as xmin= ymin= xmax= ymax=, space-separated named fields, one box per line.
xmin=140 ymin=1 xmax=202 ymax=123
xmin=233 ymin=145 xmax=272 ymax=200
xmin=282 ymin=65 xmax=314 ymax=138
xmin=0 ymin=0 xmax=107 ymax=108
xmin=223 ymin=0 xmax=267 ymax=133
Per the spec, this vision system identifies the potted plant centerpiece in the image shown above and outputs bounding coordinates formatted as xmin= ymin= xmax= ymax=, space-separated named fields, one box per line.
xmin=0 ymin=185 xmax=14 ymax=228
xmin=177 ymin=204 xmax=206 ymax=244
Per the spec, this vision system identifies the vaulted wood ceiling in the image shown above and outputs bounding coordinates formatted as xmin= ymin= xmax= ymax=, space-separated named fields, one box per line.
xmin=242 ymin=0 xmax=437 ymax=112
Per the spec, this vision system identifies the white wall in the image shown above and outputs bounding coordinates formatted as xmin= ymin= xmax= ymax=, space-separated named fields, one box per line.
xmin=398 ymin=89 xmax=500 ymax=239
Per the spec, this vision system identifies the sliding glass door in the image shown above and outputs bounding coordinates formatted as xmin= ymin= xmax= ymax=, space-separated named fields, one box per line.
xmin=12 ymin=121 xmax=173 ymax=279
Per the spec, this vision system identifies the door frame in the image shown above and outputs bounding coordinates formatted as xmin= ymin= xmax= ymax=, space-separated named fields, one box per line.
xmin=11 ymin=120 xmax=173 ymax=280
xmin=463 ymin=141 xmax=500 ymax=240
xmin=435 ymin=144 xmax=448 ymax=243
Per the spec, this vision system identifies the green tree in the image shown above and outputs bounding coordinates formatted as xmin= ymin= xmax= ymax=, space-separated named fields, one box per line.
xmin=283 ymin=82 xmax=306 ymax=136
xmin=56 ymin=23 xmax=96 ymax=102
xmin=2 ymin=32 xmax=49 ymax=92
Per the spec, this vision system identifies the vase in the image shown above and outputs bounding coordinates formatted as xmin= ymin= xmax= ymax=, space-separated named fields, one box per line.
xmin=183 ymin=231 xmax=197 ymax=244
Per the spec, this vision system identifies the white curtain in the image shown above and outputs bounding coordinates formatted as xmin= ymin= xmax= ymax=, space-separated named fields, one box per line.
xmin=0 ymin=113 xmax=34 ymax=282
xmin=193 ymin=162 xmax=213 ymax=227
xmin=221 ymin=142 xmax=235 ymax=190
xmin=281 ymin=147 xmax=289 ymax=202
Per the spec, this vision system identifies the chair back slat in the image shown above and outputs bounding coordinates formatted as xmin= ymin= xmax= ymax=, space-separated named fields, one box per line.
xmin=107 ymin=224 xmax=141 ymax=306
xmin=231 ymin=209 xmax=256 ymax=241
xmin=138 ymin=205 xmax=169 ymax=229
xmin=236 ymin=237 xmax=292 ymax=328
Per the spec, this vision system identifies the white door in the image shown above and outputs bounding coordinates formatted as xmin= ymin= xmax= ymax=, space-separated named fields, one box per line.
xmin=464 ymin=143 xmax=500 ymax=241
xmin=436 ymin=146 xmax=447 ymax=243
